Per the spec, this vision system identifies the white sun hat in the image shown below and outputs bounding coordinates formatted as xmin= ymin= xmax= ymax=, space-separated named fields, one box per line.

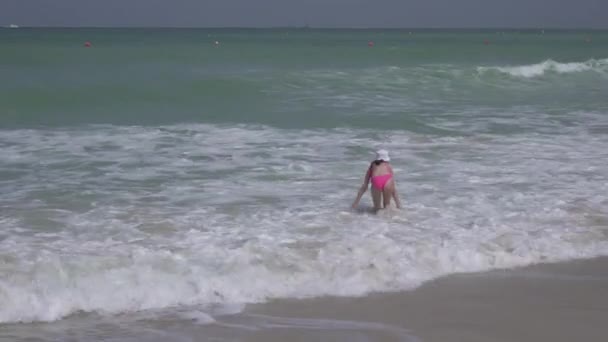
xmin=375 ymin=149 xmax=390 ymax=161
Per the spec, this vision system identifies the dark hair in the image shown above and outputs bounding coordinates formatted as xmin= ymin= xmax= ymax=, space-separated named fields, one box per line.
xmin=373 ymin=160 xmax=385 ymax=166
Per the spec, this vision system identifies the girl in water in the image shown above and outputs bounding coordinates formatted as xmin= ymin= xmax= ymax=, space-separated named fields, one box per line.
xmin=351 ymin=149 xmax=402 ymax=211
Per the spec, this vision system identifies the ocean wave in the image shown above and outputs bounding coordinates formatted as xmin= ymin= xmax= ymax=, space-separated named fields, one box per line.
xmin=1 ymin=124 xmax=608 ymax=324
xmin=477 ymin=58 xmax=608 ymax=78
xmin=1 ymin=222 xmax=606 ymax=324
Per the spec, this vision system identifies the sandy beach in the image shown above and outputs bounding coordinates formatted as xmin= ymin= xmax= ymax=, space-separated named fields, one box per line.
xmin=236 ymin=257 xmax=608 ymax=342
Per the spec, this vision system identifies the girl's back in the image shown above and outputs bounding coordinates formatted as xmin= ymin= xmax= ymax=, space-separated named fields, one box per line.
xmin=370 ymin=161 xmax=392 ymax=177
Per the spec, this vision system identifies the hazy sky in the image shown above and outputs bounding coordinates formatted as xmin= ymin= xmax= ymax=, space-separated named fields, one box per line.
xmin=1 ymin=0 xmax=606 ymax=28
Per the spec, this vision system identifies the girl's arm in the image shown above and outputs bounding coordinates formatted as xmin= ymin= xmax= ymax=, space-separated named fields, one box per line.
xmin=388 ymin=164 xmax=401 ymax=208
xmin=392 ymin=182 xmax=402 ymax=209
xmin=352 ymin=165 xmax=372 ymax=208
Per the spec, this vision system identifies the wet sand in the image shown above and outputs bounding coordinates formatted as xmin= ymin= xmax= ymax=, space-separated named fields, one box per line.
xmin=239 ymin=257 xmax=608 ymax=342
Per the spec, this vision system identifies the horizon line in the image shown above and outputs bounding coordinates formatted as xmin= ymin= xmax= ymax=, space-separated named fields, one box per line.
xmin=2 ymin=25 xmax=607 ymax=30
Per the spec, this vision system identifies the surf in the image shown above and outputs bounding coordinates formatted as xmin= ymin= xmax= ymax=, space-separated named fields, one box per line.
xmin=477 ymin=58 xmax=608 ymax=78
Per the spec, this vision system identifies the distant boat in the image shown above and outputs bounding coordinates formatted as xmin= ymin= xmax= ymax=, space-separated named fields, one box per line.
xmin=9 ymin=24 xmax=19 ymax=28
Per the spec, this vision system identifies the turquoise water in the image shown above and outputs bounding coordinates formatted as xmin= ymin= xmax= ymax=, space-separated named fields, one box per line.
xmin=2 ymin=29 xmax=607 ymax=128
xmin=1 ymin=29 xmax=608 ymax=337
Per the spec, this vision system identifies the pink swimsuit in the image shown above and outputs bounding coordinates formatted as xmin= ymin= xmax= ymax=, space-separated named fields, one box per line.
xmin=371 ymin=173 xmax=393 ymax=190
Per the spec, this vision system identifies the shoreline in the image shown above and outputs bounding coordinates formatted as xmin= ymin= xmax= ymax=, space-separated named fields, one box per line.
xmin=1 ymin=257 xmax=607 ymax=342
xmin=240 ymin=257 xmax=608 ymax=342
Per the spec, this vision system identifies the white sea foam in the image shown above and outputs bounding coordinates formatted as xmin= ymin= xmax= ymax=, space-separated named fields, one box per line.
xmin=1 ymin=121 xmax=608 ymax=323
xmin=478 ymin=58 xmax=608 ymax=78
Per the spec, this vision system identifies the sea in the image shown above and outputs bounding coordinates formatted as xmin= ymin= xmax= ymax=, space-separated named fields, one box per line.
xmin=1 ymin=28 xmax=608 ymax=340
